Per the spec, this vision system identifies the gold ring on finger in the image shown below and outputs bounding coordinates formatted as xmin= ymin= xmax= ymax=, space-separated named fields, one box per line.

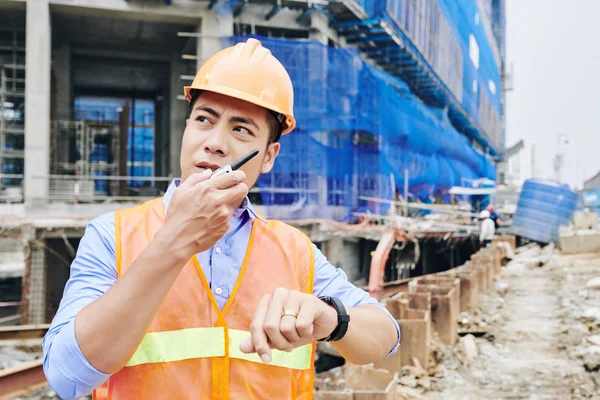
xmin=282 ymin=310 xmax=298 ymax=318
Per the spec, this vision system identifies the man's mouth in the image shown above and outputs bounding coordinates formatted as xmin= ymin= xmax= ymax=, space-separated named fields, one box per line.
xmin=195 ymin=161 xmax=221 ymax=172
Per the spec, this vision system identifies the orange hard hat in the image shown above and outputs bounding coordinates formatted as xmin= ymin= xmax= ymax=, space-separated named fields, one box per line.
xmin=184 ymin=38 xmax=296 ymax=135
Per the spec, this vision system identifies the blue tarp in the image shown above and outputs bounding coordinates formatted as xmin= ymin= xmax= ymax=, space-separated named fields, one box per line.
xmin=224 ymin=35 xmax=495 ymax=220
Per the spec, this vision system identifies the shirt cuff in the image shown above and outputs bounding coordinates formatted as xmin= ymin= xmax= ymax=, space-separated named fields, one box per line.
xmin=373 ymin=303 xmax=401 ymax=356
xmin=46 ymin=320 xmax=111 ymax=398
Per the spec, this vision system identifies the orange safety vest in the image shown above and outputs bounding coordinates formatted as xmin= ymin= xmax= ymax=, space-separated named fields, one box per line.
xmin=92 ymin=198 xmax=316 ymax=400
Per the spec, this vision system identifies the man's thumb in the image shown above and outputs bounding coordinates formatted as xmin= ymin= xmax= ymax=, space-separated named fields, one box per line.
xmin=239 ymin=337 xmax=255 ymax=354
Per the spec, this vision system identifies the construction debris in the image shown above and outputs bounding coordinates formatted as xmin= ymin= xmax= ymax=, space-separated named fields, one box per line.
xmin=315 ymin=240 xmax=511 ymax=399
xmin=459 ymin=334 xmax=479 ymax=360
xmin=0 ymin=344 xmax=41 ymax=370
xmin=586 ymin=277 xmax=600 ymax=290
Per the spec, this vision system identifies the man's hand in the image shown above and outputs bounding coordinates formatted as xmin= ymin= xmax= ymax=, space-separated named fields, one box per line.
xmin=239 ymin=288 xmax=338 ymax=363
xmin=156 ymin=169 xmax=249 ymax=261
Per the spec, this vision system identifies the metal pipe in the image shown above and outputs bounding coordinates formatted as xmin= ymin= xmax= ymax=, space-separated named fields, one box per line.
xmin=359 ymin=196 xmax=477 ymax=217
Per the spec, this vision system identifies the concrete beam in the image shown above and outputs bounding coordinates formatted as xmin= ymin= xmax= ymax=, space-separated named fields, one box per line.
xmin=49 ymin=0 xmax=206 ymax=24
xmin=0 ymin=0 xmax=25 ymax=10
xmin=24 ymin=0 xmax=51 ymax=204
xmin=234 ymin=3 xmax=307 ymax=30
xmin=71 ymin=47 xmax=171 ymax=63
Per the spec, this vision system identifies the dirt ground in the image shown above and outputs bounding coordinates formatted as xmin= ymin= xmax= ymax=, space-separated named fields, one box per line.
xmin=417 ymin=250 xmax=600 ymax=400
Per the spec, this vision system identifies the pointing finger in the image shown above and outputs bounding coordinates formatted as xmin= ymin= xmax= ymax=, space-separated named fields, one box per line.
xmin=246 ymin=295 xmax=272 ymax=363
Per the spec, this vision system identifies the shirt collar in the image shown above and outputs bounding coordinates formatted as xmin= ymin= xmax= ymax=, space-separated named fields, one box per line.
xmin=163 ymin=179 xmax=266 ymax=224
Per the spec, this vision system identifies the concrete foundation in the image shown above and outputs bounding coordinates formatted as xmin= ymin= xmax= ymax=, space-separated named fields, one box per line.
xmin=315 ymin=364 xmax=398 ymax=400
xmin=559 ymin=230 xmax=600 ymax=254
xmin=409 ymin=279 xmax=460 ymax=346
xmin=493 ymin=235 xmax=517 ymax=251
xmin=573 ymin=210 xmax=598 ymax=230
xmin=378 ymin=292 xmax=431 ymax=372
xmin=441 ymin=266 xmax=480 ymax=312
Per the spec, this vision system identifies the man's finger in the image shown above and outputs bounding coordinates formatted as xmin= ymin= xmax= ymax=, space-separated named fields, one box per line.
xmin=179 ymin=169 xmax=213 ymax=190
xmin=264 ymin=288 xmax=293 ymax=352
xmin=248 ymin=295 xmax=272 ymax=363
xmin=295 ymin=299 xmax=316 ymax=341
xmin=280 ymin=291 xmax=302 ymax=344
xmin=208 ymin=170 xmax=246 ymax=190
xmin=220 ymin=183 xmax=249 ymax=206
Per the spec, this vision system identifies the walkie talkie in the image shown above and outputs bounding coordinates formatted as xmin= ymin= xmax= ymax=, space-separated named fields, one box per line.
xmin=209 ymin=149 xmax=259 ymax=180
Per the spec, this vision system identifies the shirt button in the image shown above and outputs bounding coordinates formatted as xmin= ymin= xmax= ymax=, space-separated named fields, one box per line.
xmin=215 ymin=246 xmax=222 ymax=254
xmin=215 ymin=287 xmax=223 ymax=295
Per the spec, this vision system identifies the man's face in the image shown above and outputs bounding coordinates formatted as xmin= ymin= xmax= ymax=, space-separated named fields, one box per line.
xmin=180 ymin=91 xmax=280 ymax=190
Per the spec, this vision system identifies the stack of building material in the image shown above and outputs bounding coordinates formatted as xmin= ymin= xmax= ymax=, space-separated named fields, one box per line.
xmin=493 ymin=235 xmax=516 ymax=252
xmin=408 ymin=277 xmax=460 ymax=346
xmin=439 ymin=265 xmax=480 ymax=312
xmin=470 ymin=250 xmax=497 ymax=287
xmin=314 ymin=364 xmax=399 ymax=400
xmin=313 ymin=237 xmax=516 ymax=396
xmin=375 ymin=292 xmax=431 ymax=373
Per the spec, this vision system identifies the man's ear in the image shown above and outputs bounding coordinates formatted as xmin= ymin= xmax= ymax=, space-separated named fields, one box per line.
xmin=186 ymin=118 xmax=189 ymax=126
xmin=261 ymin=142 xmax=281 ymax=174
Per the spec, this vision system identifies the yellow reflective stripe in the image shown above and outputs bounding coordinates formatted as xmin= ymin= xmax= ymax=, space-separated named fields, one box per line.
xmin=228 ymin=329 xmax=312 ymax=370
xmin=125 ymin=327 xmax=312 ymax=370
xmin=125 ymin=327 xmax=225 ymax=367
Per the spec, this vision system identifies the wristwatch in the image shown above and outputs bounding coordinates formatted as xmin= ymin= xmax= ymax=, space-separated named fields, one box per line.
xmin=318 ymin=296 xmax=350 ymax=342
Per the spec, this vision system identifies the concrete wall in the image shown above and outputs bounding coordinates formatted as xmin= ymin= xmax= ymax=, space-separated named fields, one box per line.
xmin=319 ymin=238 xmax=362 ymax=282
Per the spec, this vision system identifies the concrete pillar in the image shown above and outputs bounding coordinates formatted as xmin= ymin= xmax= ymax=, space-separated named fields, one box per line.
xmin=27 ymin=243 xmax=47 ymax=324
xmin=169 ymin=52 xmax=186 ymax=178
xmin=197 ymin=8 xmax=233 ymax=69
xmin=154 ymin=96 xmax=169 ymax=180
xmin=24 ymin=0 xmax=51 ymax=204
xmin=310 ymin=10 xmax=330 ymax=45
xmin=52 ymin=44 xmax=71 ymax=120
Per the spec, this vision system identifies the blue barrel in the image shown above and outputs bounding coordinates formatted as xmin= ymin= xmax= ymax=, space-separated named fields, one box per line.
xmin=512 ymin=179 xmax=579 ymax=243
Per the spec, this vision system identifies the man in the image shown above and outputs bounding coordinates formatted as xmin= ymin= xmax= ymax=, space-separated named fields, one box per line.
xmin=479 ymin=209 xmax=495 ymax=247
xmin=487 ymin=204 xmax=501 ymax=229
xmin=42 ymin=38 xmax=400 ymax=399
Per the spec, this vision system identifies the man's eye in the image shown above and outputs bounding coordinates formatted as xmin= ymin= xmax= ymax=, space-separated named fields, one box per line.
xmin=234 ymin=126 xmax=253 ymax=136
xmin=196 ymin=116 xmax=211 ymax=124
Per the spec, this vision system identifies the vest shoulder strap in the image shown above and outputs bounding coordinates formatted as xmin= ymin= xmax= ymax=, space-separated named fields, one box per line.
xmin=115 ymin=198 xmax=164 ymax=277
xmin=257 ymin=219 xmax=315 ymax=294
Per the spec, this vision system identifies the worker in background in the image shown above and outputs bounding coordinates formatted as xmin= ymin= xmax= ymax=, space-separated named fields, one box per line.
xmin=487 ymin=203 xmax=501 ymax=229
xmin=479 ymin=209 xmax=496 ymax=247
xmin=42 ymin=38 xmax=400 ymax=400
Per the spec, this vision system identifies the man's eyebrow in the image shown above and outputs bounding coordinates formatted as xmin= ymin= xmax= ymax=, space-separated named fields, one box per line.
xmin=193 ymin=105 xmax=221 ymax=118
xmin=230 ymin=116 xmax=259 ymax=130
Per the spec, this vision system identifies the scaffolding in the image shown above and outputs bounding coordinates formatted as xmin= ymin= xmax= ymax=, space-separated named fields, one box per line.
xmin=0 ymin=14 xmax=25 ymax=201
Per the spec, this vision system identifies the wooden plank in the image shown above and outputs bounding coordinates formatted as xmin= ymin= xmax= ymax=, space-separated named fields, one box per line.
xmin=0 ymin=359 xmax=46 ymax=398
xmin=0 ymin=324 xmax=50 ymax=341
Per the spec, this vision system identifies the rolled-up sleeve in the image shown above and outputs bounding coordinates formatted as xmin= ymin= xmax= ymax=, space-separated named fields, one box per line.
xmin=42 ymin=213 xmax=117 ymax=399
xmin=311 ymin=244 xmax=400 ymax=355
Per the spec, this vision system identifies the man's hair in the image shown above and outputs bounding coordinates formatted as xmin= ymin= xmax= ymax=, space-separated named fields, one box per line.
xmin=188 ymin=89 xmax=282 ymax=145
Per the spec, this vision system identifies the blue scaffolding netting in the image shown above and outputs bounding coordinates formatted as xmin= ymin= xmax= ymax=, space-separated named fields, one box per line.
xmin=225 ymin=35 xmax=496 ymax=221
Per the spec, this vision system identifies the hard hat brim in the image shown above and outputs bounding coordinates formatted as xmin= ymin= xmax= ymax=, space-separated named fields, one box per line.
xmin=184 ymin=85 xmax=296 ymax=135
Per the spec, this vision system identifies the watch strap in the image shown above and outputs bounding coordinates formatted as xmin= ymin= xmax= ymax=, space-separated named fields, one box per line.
xmin=318 ymin=296 xmax=350 ymax=342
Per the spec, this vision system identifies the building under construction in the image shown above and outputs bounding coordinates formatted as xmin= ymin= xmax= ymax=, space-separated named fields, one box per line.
xmin=0 ymin=0 xmax=506 ymax=330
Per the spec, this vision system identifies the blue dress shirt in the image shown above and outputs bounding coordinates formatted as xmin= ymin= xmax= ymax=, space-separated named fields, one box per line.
xmin=42 ymin=180 xmax=400 ymax=399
